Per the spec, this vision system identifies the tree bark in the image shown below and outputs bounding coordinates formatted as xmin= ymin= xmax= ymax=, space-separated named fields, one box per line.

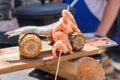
xmin=37 ymin=57 xmax=105 ymax=80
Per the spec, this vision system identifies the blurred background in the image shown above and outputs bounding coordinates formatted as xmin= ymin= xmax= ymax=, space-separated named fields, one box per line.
xmin=0 ymin=0 xmax=120 ymax=80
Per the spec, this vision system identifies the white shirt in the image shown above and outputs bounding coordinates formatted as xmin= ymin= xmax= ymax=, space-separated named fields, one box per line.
xmin=84 ymin=0 xmax=107 ymax=21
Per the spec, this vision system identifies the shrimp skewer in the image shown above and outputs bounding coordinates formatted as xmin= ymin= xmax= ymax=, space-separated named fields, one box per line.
xmin=51 ymin=9 xmax=81 ymax=58
xmin=52 ymin=17 xmax=80 ymax=37
xmin=52 ymin=31 xmax=73 ymax=52
xmin=60 ymin=17 xmax=80 ymax=32
xmin=52 ymin=40 xmax=69 ymax=58
xmin=62 ymin=9 xmax=76 ymax=25
xmin=52 ymin=21 xmax=73 ymax=36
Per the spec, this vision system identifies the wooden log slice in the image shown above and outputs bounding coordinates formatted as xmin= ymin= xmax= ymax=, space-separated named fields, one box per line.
xmin=19 ymin=33 xmax=42 ymax=58
xmin=38 ymin=57 xmax=105 ymax=80
xmin=75 ymin=57 xmax=105 ymax=80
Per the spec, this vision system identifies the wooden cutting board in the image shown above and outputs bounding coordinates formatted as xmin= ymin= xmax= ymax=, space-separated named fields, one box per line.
xmin=0 ymin=40 xmax=105 ymax=74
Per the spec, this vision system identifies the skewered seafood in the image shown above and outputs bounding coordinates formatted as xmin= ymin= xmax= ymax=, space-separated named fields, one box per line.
xmin=52 ymin=40 xmax=69 ymax=58
xmin=5 ymin=9 xmax=85 ymax=59
xmin=52 ymin=31 xmax=72 ymax=54
xmin=52 ymin=20 xmax=73 ymax=35
xmin=60 ymin=17 xmax=80 ymax=32
xmin=51 ymin=9 xmax=85 ymax=58
xmin=62 ymin=9 xmax=77 ymax=25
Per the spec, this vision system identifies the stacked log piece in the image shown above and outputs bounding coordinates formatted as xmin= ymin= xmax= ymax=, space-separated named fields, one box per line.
xmin=37 ymin=57 xmax=105 ymax=80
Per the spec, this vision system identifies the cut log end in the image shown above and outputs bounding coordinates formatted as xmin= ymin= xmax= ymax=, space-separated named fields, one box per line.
xmin=38 ymin=57 xmax=105 ymax=80
xmin=76 ymin=57 xmax=105 ymax=80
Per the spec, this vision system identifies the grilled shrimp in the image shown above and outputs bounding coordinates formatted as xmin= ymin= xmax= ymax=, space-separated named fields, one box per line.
xmin=52 ymin=31 xmax=72 ymax=51
xmin=62 ymin=9 xmax=76 ymax=25
xmin=5 ymin=21 xmax=59 ymax=38
xmin=52 ymin=40 xmax=69 ymax=58
xmin=52 ymin=19 xmax=73 ymax=35
xmin=60 ymin=17 xmax=80 ymax=32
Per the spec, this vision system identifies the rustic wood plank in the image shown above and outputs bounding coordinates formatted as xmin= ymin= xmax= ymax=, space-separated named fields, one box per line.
xmin=38 ymin=57 xmax=105 ymax=80
xmin=0 ymin=41 xmax=105 ymax=74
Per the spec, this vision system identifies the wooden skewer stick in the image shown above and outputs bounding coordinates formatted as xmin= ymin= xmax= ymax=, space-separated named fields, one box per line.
xmin=54 ymin=5 xmax=70 ymax=80
xmin=67 ymin=5 xmax=70 ymax=10
xmin=54 ymin=52 xmax=62 ymax=80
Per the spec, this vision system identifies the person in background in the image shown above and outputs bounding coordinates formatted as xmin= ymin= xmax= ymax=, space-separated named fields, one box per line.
xmin=53 ymin=0 xmax=120 ymax=71
xmin=53 ymin=0 xmax=119 ymax=34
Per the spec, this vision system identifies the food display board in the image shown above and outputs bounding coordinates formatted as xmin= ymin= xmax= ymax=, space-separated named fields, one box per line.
xmin=0 ymin=40 xmax=105 ymax=74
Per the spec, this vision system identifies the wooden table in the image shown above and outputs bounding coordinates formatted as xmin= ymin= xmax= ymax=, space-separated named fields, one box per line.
xmin=0 ymin=41 xmax=106 ymax=74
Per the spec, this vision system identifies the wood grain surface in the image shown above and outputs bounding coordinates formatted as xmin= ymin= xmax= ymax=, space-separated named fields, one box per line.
xmin=38 ymin=57 xmax=105 ymax=80
xmin=0 ymin=40 xmax=105 ymax=74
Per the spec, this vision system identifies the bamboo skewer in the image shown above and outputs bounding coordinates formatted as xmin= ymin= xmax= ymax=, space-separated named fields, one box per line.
xmin=54 ymin=52 xmax=61 ymax=80
xmin=54 ymin=5 xmax=70 ymax=80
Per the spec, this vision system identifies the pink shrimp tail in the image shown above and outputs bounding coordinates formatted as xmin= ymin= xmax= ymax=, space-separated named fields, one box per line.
xmin=52 ymin=47 xmax=57 ymax=59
